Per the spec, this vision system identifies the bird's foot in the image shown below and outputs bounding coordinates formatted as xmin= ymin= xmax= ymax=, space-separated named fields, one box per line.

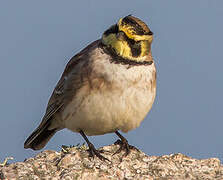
xmin=87 ymin=142 xmax=110 ymax=161
xmin=79 ymin=130 xmax=110 ymax=161
xmin=113 ymin=131 xmax=139 ymax=156
xmin=113 ymin=139 xmax=139 ymax=156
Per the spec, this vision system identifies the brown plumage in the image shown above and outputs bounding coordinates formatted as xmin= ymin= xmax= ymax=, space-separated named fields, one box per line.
xmin=24 ymin=15 xmax=156 ymax=160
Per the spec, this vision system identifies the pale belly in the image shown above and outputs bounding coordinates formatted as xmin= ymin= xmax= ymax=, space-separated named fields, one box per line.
xmin=62 ymin=85 xmax=155 ymax=136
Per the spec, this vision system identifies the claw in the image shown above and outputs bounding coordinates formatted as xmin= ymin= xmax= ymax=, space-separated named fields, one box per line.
xmin=88 ymin=143 xmax=110 ymax=161
xmin=113 ymin=131 xmax=139 ymax=156
xmin=79 ymin=130 xmax=110 ymax=162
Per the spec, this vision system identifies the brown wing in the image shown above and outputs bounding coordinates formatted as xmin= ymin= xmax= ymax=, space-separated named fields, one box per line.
xmin=39 ymin=39 xmax=101 ymax=126
xmin=24 ymin=40 xmax=101 ymax=150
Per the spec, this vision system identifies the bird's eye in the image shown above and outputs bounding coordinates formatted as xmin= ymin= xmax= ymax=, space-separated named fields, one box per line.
xmin=116 ymin=31 xmax=126 ymax=40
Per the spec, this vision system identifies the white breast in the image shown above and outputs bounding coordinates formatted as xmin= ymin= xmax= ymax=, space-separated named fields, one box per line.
xmin=63 ymin=50 xmax=156 ymax=136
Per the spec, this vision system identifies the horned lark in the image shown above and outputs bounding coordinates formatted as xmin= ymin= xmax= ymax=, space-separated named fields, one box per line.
xmin=24 ymin=15 xmax=156 ymax=161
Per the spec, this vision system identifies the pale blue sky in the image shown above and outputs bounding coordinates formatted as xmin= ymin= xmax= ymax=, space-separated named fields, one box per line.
xmin=1 ymin=0 xmax=223 ymax=163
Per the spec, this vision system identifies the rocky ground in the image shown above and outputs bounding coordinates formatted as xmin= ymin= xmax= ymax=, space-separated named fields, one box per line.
xmin=1 ymin=144 xmax=223 ymax=180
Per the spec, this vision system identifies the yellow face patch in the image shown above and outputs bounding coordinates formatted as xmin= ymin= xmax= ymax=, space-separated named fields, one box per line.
xmin=102 ymin=16 xmax=153 ymax=62
xmin=102 ymin=33 xmax=151 ymax=62
xmin=102 ymin=33 xmax=132 ymax=59
xmin=118 ymin=18 xmax=153 ymax=42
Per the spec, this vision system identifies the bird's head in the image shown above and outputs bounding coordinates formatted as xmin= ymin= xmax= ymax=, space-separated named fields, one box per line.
xmin=102 ymin=15 xmax=153 ymax=62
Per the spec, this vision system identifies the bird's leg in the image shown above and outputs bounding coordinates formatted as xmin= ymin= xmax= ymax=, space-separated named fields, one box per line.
xmin=79 ymin=130 xmax=109 ymax=161
xmin=114 ymin=131 xmax=139 ymax=156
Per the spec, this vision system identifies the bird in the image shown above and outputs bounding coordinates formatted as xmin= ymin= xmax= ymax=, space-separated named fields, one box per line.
xmin=24 ymin=15 xmax=156 ymax=161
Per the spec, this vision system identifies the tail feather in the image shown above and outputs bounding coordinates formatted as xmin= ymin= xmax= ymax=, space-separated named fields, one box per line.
xmin=24 ymin=120 xmax=57 ymax=150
